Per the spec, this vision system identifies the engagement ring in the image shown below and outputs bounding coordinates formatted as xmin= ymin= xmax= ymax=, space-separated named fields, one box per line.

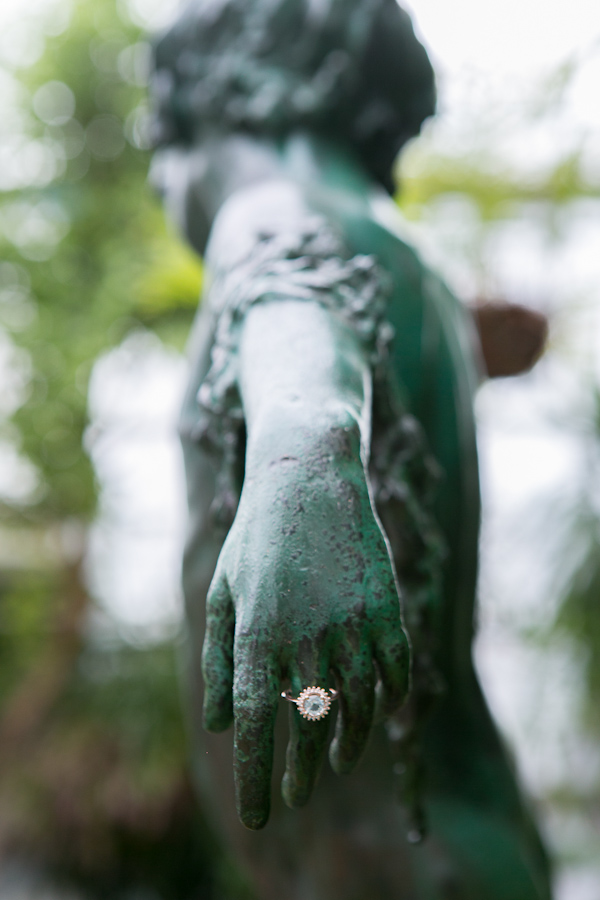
xmin=281 ymin=686 xmax=338 ymax=721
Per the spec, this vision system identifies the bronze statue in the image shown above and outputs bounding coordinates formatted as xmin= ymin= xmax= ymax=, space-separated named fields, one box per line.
xmin=150 ymin=1 xmax=553 ymax=896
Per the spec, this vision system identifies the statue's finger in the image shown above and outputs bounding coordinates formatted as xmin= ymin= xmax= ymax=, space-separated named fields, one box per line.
xmin=373 ymin=624 xmax=411 ymax=720
xmin=201 ymin=568 xmax=235 ymax=732
xmin=233 ymin=642 xmax=280 ymax=830
xmin=329 ymin=642 xmax=375 ymax=775
xmin=281 ymin=661 xmax=330 ymax=809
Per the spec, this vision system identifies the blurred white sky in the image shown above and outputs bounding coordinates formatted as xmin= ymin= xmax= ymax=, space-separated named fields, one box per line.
xmin=407 ymin=0 xmax=600 ymax=76
xmin=404 ymin=0 xmax=600 ymax=187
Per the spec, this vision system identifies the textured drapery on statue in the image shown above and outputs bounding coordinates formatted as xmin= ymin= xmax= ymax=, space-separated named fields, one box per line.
xmin=149 ymin=1 xmax=553 ymax=897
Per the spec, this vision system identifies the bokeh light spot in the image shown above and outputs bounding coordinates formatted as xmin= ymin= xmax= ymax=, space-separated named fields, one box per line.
xmin=33 ymin=80 xmax=75 ymax=126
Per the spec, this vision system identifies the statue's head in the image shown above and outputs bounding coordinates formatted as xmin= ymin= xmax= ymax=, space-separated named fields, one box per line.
xmin=150 ymin=0 xmax=435 ymax=191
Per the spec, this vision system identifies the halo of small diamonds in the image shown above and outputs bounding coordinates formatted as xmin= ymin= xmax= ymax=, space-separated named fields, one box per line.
xmin=280 ymin=686 xmax=338 ymax=720
xmin=296 ymin=686 xmax=332 ymax=721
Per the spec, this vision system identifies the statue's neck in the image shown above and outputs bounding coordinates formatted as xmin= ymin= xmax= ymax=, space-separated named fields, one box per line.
xmin=151 ymin=131 xmax=375 ymax=255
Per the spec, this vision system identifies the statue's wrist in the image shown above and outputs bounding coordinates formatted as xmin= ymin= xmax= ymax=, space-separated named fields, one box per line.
xmin=244 ymin=406 xmax=366 ymax=477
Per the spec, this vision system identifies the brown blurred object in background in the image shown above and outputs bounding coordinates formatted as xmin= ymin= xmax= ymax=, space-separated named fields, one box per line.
xmin=472 ymin=301 xmax=548 ymax=378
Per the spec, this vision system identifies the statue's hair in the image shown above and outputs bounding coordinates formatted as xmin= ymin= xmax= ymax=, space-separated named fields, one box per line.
xmin=150 ymin=0 xmax=435 ymax=191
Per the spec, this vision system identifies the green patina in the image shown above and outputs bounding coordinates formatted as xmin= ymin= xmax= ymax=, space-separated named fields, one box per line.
xmin=149 ymin=1 xmax=553 ymax=897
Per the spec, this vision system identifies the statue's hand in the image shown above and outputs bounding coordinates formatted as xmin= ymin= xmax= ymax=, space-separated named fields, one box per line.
xmin=201 ymin=423 xmax=410 ymax=829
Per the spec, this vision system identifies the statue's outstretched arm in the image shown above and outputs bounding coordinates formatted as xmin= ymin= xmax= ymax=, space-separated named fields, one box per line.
xmin=201 ymin=298 xmax=410 ymax=829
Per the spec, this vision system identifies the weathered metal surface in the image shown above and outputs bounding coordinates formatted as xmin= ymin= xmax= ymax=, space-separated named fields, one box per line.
xmin=149 ymin=1 xmax=553 ymax=897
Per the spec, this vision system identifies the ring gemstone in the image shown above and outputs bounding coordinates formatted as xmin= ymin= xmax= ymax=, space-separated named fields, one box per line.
xmin=296 ymin=686 xmax=332 ymax=721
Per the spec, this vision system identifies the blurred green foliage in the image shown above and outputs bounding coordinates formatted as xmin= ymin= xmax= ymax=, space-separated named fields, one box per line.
xmin=400 ymin=152 xmax=599 ymax=222
xmin=553 ymin=388 xmax=600 ymax=735
xmin=0 ymin=0 xmax=241 ymax=896
xmin=1 ymin=0 xmax=202 ymax=524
